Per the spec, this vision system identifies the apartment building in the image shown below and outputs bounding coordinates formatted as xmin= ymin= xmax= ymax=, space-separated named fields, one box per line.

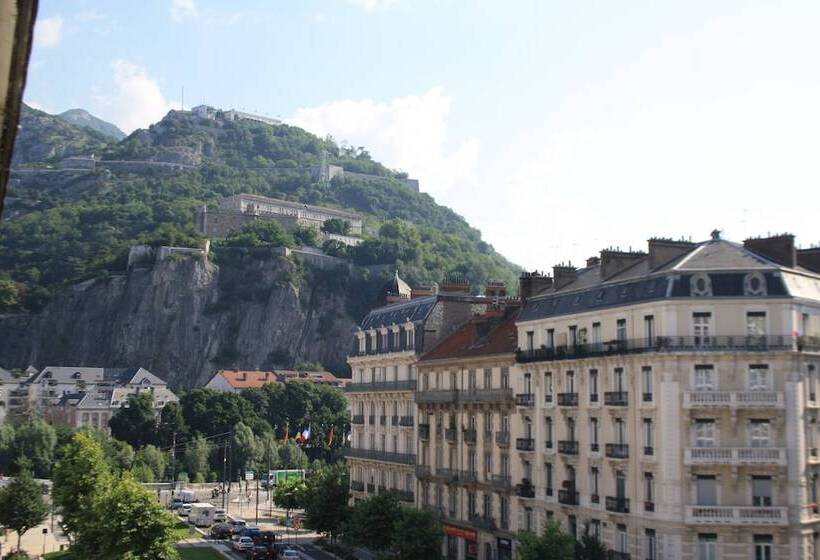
xmin=345 ymin=275 xmax=490 ymax=507
xmin=512 ymin=233 xmax=820 ymax=560
xmin=415 ymin=301 xmax=518 ymax=560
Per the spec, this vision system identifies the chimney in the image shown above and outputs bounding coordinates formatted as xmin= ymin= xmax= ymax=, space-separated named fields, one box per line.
xmin=586 ymin=256 xmax=600 ymax=267
xmin=485 ymin=281 xmax=507 ymax=299
xmin=519 ymin=271 xmax=553 ymax=302
xmin=743 ymin=234 xmax=797 ymax=268
xmin=411 ymin=283 xmax=437 ymax=299
xmin=600 ymin=249 xmax=646 ymax=280
xmin=798 ymin=247 xmax=820 ymax=273
xmin=239 ymin=371 xmax=246 ymax=381
xmin=439 ymin=275 xmax=470 ymax=294
xmin=647 ymin=238 xmax=697 ymax=270
xmin=553 ymin=263 xmax=577 ymax=290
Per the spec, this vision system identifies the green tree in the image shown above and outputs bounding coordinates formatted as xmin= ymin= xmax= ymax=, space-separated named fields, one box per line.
xmin=155 ymin=401 xmax=187 ymax=448
xmin=232 ymin=422 xmax=259 ymax=474
xmin=0 ymin=465 xmax=49 ymax=551
xmin=0 ymin=423 xmax=16 ymax=474
xmin=321 ymin=218 xmax=351 ymax=235
xmin=109 ymin=393 xmax=157 ymax=449
xmin=576 ymin=524 xmax=609 ymax=560
xmin=13 ymin=420 xmax=57 ymax=477
xmin=273 ymin=477 xmax=307 ymax=520
xmin=392 ymin=507 xmax=442 ymax=560
xmin=52 ymin=432 xmax=112 ymax=547
xmin=92 ymin=474 xmax=180 ymax=560
xmin=517 ymin=520 xmax=575 ymax=560
xmin=342 ymin=493 xmax=402 ymax=552
xmin=303 ymin=464 xmax=349 ymax=542
xmin=183 ymin=436 xmax=211 ymax=483
xmin=292 ymin=225 xmax=319 ymax=247
xmin=222 ymin=220 xmax=294 ymax=248
xmin=134 ymin=445 xmax=167 ymax=482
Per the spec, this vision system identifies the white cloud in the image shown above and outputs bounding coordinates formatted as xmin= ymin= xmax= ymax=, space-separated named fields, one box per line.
xmin=170 ymin=0 xmax=199 ymax=22
xmin=344 ymin=0 xmax=401 ymax=13
xmin=289 ymin=87 xmax=479 ymax=196
xmin=34 ymin=16 xmax=63 ymax=48
xmin=94 ymin=60 xmax=176 ymax=133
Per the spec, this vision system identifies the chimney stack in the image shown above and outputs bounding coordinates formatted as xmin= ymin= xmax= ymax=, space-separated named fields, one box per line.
xmin=439 ymin=275 xmax=471 ymax=294
xmin=586 ymin=256 xmax=601 ymax=267
xmin=743 ymin=234 xmax=797 ymax=268
xmin=518 ymin=271 xmax=553 ymax=302
xmin=797 ymin=247 xmax=820 ymax=273
xmin=600 ymin=249 xmax=646 ymax=280
xmin=411 ymin=283 xmax=437 ymax=299
xmin=553 ymin=263 xmax=578 ymax=290
xmin=647 ymin=238 xmax=697 ymax=270
xmin=485 ymin=281 xmax=507 ymax=299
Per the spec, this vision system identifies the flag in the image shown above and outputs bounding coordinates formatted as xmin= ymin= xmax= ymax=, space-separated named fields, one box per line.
xmin=295 ymin=429 xmax=304 ymax=444
xmin=284 ymin=424 xmax=289 ymax=444
xmin=327 ymin=426 xmax=335 ymax=447
xmin=302 ymin=426 xmax=311 ymax=442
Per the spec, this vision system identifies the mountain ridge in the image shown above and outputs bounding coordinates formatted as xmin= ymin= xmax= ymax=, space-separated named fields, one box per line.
xmin=58 ymin=108 xmax=126 ymax=141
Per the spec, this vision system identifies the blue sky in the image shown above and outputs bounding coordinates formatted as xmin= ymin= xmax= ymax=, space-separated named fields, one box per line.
xmin=26 ymin=0 xmax=820 ymax=270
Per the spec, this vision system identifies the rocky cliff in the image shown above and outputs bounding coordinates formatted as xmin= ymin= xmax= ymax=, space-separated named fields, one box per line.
xmin=0 ymin=250 xmax=372 ymax=388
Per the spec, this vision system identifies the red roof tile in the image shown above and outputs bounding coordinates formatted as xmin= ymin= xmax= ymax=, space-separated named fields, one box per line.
xmin=420 ymin=307 xmax=520 ymax=362
xmin=214 ymin=370 xmax=278 ymax=389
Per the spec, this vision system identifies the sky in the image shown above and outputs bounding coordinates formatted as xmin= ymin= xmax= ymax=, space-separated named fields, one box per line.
xmin=24 ymin=0 xmax=820 ymax=270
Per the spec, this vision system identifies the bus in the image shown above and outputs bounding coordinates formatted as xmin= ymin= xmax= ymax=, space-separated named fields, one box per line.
xmin=260 ymin=469 xmax=305 ymax=489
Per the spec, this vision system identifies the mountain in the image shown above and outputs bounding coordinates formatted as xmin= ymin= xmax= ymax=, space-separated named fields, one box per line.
xmin=11 ymin=104 xmax=112 ymax=165
xmin=58 ymin=108 xmax=126 ymax=141
xmin=0 ymin=106 xmax=520 ymax=384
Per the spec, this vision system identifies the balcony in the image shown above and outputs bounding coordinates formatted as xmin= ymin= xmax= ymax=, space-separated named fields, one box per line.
xmin=351 ymin=414 xmax=365 ymax=425
xmin=515 ymin=393 xmax=535 ymax=407
xmin=683 ymin=390 xmax=784 ymax=409
xmin=590 ymin=443 xmax=600 ymax=453
xmin=605 ymin=443 xmax=629 ymax=459
xmin=399 ymin=415 xmax=414 ymax=427
xmin=488 ymin=474 xmax=512 ymax=491
xmin=342 ymin=448 xmax=416 ymax=465
xmin=350 ymin=480 xmax=365 ymax=492
xmin=461 ymin=388 xmax=514 ymax=404
xmin=445 ymin=428 xmax=458 ymax=442
xmin=558 ymin=489 xmax=579 ymax=505
xmin=415 ymin=465 xmax=432 ymax=480
xmin=415 ymin=390 xmax=458 ymax=404
xmin=391 ymin=415 xmax=399 ymax=426
xmin=379 ymin=415 xmax=387 ymax=426
xmin=590 ymin=493 xmax=599 ymax=504
xmin=604 ymin=391 xmax=629 ymax=407
xmin=463 ymin=429 xmax=477 ymax=444
xmin=368 ymin=415 xmax=375 ymax=425
xmin=418 ymin=424 xmax=430 ymax=439
xmin=391 ymin=489 xmax=414 ymax=503
xmin=645 ymin=501 xmax=655 ymax=512
xmin=557 ymin=392 xmax=579 ymax=407
xmin=345 ymin=379 xmax=417 ymax=392
xmin=605 ymin=496 xmax=630 ymax=514
xmin=685 ymin=506 xmax=788 ymax=526
xmin=684 ymin=447 xmax=787 ymax=466
xmin=516 ymin=438 xmax=535 ymax=452
xmin=469 ymin=514 xmax=496 ymax=532
xmin=516 ymin=335 xmax=796 ymax=363
xmin=495 ymin=431 xmax=510 ymax=447
xmin=483 ymin=431 xmax=494 ymax=444
xmin=435 ymin=468 xmax=460 ymax=483
xmin=516 ymin=481 xmax=535 ymax=499
xmin=367 ymin=483 xmax=375 ymax=493
xmin=461 ymin=470 xmax=479 ymax=484
xmin=558 ymin=440 xmax=579 ymax=455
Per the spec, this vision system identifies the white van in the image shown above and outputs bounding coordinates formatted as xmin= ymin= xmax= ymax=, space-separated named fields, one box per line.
xmin=179 ymin=489 xmax=196 ymax=503
xmin=188 ymin=502 xmax=217 ymax=527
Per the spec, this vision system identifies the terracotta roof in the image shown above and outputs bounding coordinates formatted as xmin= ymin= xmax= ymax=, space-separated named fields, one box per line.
xmin=420 ymin=307 xmax=520 ymax=362
xmin=213 ymin=370 xmax=278 ymax=389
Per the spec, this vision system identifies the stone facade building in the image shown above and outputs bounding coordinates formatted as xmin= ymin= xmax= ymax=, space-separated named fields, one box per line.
xmin=345 ymin=276 xmax=490 ymax=508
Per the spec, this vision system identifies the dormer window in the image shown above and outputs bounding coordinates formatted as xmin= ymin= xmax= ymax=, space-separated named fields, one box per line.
xmin=44 ymin=371 xmax=52 ymax=379
xmin=744 ymin=272 xmax=767 ymax=296
xmin=72 ymin=372 xmax=82 ymax=379
xmin=690 ymin=273 xmax=712 ymax=297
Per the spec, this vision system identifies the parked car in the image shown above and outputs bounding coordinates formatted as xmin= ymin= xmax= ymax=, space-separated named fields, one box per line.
xmin=209 ymin=523 xmax=232 ymax=540
xmin=233 ymin=536 xmax=255 ymax=552
xmin=178 ymin=504 xmax=192 ymax=517
xmin=213 ymin=508 xmax=226 ymax=522
xmin=241 ymin=526 xmax=262 ymax=541
xmin=229 ymin=518 xmax=247 ymax=534
xmin=169 ymin=497 xmax=184 ymax=510
xmin=248 ymin=546 xmax=275 ymax=560
xmin=277 ymin=549 xmax=300 ymax=560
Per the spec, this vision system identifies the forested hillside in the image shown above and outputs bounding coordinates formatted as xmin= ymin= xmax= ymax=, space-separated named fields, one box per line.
xmin=1 ymin=107 xmax=519 ymax=313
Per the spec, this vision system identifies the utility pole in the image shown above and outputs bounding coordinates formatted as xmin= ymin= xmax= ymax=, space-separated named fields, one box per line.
xmin=170 ymin=431 xmax=177 ymax=495
xmin=255 ymin=473 xmax=260 ymax=525
xmin=221 ymin=441 xmax=228 ymax=512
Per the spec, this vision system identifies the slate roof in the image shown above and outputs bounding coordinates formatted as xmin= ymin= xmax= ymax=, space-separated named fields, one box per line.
xmin=420 ymin=307 xmax=520 ymax=362
xmin=519 ymin=238 xmax=813 ymax=323
xmin=28 ymin=366 xmax=168 ymax=386
xmin=360 ymin=296 xmax=437 ymax=330
xmin=0 ymin=368 xmax=17 ymax=384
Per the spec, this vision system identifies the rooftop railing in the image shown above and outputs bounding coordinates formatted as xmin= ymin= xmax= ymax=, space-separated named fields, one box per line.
xmin=345 ymin=379 xmax=417 ymax=392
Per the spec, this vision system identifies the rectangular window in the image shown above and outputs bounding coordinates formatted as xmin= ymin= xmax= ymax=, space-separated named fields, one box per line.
xmin=617 ymin=319 xmax=627 ymax=342
xmin=569 ymin=326 xmax=578 ymax=347
xmin=696 ymin=476 xmax=717 ymax=506
xmin=500 ymin=497 xmax=509 ymax=528
xmin=614 ymin=368 xmax=625 ymax=392
xmin=644 ymin=315 xmax=655 ymax=345
xmin=644 ymin=419 xmax=654 ymax=454
xmin=483 ymin=494 xmax=492 ymax=518
xmin=589 ymin=369 xmax=599 ymax=402
xmin=524 ymin=507 xmax=533 ymax=532
xmin=752 ymin=476 xmax=773 ymax=507
xmin=695 ymin=419 xmax=716 ymax=448
xmin=468 ymin=491 xmax=476 ymax=517
xmin=544 ymin=372 xmax=553 ymax=402
xmin=747 ymin=311 xmax=767 ymax=336
xmin=592 ymin=322 xmax=601 ymax=347
xmin=590 ymin=418 xmax=599 ymax=448
xmin=753 ymin=535 xmax=773 ymax=560
xmin=566 ymin=370 xmax=575 ymax=393
xmin=468 ymin=370 xmax=477 ymax=390
xmin=545 ymin=416 xmax=553 ymax=447
xmin=642 ymin=366 xmax=653 ymax=402
xmin=644 ymin=472 xmax=655 ymax=503
xmin=526 ymin=331 xmax=534 ymax=352
xmin=693 ymin=312 xmax=712 ymax=346
xmin=501 ymin=367 xmax=509 ymax=389
xmin=697 ymin=534 xmax=718 ymax=560
xmin=590 ymin=467 xmax=599 ymax=497
xmin=484 ymin=453 xmax=492 ymax=475
xmin=750 ymin=420 xmax=770 ymax=448
xmin=694 ymin=365 xmax=716 ymax=391
xmin=545 ymin=462 xmax=553 ymax=495
xmin=484 ymin=368 xmax=492 ymax=389
xmin=645 ymin=529 xmax=657 ymax=560
xmin=547 ymin=329 xmax=555 ymax=350
xmin=749 ymin=365 xmax=771 ymax=391
xmin=617 ymin=524 xmax=628 ymax=554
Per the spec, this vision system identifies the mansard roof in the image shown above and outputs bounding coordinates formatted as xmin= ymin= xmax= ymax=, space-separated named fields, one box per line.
xmin=360 ymin=295 xmax=438 ymax=330
xmin=519 ymin=238 xmax=817 ymax=323
xmin=420 ymin=307 xmax=520 ymax=363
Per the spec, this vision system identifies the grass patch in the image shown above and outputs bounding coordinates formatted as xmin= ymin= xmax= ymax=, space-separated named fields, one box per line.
xmin=170 ymin=521 xmax=200 ymax=542
xmin=178 ymin=547 xmax=226 ymax=560
xmin=43 ymin=553 xmax=77 ymax=560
